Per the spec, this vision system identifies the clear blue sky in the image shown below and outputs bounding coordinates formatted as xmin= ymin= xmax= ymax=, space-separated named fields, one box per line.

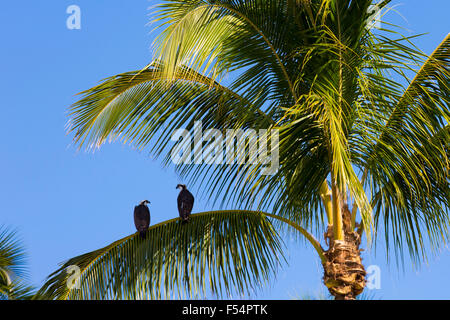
xmin=0 ymin=0 xmax=448 ymax=299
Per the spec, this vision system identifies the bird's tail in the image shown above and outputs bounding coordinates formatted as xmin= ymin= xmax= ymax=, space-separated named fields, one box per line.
xmin=139 ymin=230 xmax=147 ymax=239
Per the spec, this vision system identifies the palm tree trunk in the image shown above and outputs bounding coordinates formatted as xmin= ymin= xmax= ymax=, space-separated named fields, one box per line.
xmin=322 ymin=204 xmax=366 ymax=300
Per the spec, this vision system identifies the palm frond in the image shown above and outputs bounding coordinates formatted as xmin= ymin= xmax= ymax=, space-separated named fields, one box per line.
xmin=0 ymin=226 xmax=28 ymax=284
xmin=68 ymin=62 xmax=271 ymax=152
xmin=362 ymin=34 xmax=450 ymax=262
xmin=0 ymin=280 xmax=36 ymax=300
xmin=37 ymin=210 xmax=286 ymax=300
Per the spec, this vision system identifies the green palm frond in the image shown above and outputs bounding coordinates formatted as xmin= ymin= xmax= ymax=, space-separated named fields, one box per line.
xmin=68 ymin=62 xmax=271 ymax=152
xmin=0 ymin=226 xmax=28 ymax=283
xmin=362 ymin=34 xmax=450 ymax=262
xmin=151 ymin=0 xmax=299 ymax=101
xmin=0 ymin=280 xmax=36 ymax=300
xmin=0 ymin=225 xmax=34 ymax=300
xmin=37 ymin=210 xmax=286 ymax=300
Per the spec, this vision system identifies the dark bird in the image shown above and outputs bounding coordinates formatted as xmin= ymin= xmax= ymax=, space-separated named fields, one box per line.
xmin=134 ymin=200 xmax=151 ymax=238
xmin=176 ymin=184 xmax=194 ymax=224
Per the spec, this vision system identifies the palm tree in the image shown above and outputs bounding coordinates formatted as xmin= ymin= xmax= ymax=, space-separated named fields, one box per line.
xmin=38 ymin=0 xmax=449 ymax=300
xmin=0 ymin=226 xmax=34 ymax=300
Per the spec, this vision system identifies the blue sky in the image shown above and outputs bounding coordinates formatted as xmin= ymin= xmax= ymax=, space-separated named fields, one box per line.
xmin=0 ymin=0 xmax=449 ymax=299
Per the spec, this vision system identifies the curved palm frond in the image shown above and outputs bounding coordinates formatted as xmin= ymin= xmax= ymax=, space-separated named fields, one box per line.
xmin=0 ymin=226 xmax=34 ymax=300
xmin=360 ymin=33 xmax=450 ymax=262
xmin=36 ymin=210 xmax=287 ymax=300
xmin=151 ymin=0 xmax=299 ymax=102
xmin=1 ymin=280 xmax=36 ymax=300
xmin=68 ymin=62 xmax=270 ymax=152
xmin=370 ymin=125 xmax=449 ymax=263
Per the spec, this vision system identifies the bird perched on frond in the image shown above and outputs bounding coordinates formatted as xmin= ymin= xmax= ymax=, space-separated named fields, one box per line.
xmin=134 ymin=200 xmax=150 ymax=238
xmin=176 ymin=184 xmax=194 ymax=224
